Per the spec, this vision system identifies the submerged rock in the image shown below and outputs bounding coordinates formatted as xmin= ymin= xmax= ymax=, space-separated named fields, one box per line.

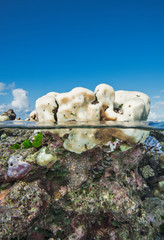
xmin=0 ymin=180 xmax=51 ymax=239
xmin=7 ymin=155 xmax=31 ymax=179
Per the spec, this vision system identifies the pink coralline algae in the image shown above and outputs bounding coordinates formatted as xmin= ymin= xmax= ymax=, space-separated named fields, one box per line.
xmin=7 ymin=155 xmax=31 ymax=179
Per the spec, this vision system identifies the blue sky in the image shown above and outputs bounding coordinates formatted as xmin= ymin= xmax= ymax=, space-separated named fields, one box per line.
xmin=0 ymin=0 xmax=164 ymax=120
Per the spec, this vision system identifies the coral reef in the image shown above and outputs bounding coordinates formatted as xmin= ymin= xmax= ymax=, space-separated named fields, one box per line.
xmin=0 ymin=180 xmax=51 ymax=239
xmin=0 ymin=128 xmax=164 ymax=239
xmin=32 ymin=84 xmax=151 ymax=153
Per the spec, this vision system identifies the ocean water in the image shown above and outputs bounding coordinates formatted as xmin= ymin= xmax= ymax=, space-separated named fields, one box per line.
xmin=0 ymin=120 xmax=164 ymax=239
xmin=0 ymin=120 xmax=164 ymax=130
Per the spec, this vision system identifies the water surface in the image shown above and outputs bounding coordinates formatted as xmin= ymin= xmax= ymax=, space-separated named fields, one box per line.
xmin=0 ymin=120 xmax=164 ymax=131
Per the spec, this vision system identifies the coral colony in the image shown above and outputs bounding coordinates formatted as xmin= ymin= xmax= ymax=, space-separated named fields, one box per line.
xmin=31 ymin=83 xmax=150 ymax=153
xmin=0 ymin=83 xmax=164 ymax=239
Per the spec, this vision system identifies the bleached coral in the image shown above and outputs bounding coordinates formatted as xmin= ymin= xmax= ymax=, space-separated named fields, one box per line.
xmin=37 ymin=146 xmax=58 ymax=167
xmin=33 ymin=83 xmax=151 ymax=153
xmin=94 ymin=84 xmax=115 ymax=109
xmin=35 ymin=92 xmax=58 ymax=122
xmin=56 ymin=87 xmax=100 ymax=122
xmin=114 ymin=90 xmax=150 ymax=120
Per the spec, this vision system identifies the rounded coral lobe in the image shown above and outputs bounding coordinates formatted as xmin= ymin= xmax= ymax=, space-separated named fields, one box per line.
xmin=33 ymin=83 xmax=151 ymax=153
xmin=7 ymin=155 xmax=31 ymax=179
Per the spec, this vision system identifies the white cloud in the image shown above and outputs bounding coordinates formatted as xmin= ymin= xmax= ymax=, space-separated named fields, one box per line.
xmin=153 ymin=95 xmax=160 ymax=99
xmin=148 ymin=111 xmax=158 ymax=121
xmin=11 ymin=88 xmax=29 ymax=112
xmin=151 ymin=101 xmax=164 ymax=110
xmin=0 ymin=82 xmax=6 ymax=92
xmin=0 ymin=82 xmax=8 ymax=112
xmin=148 ymin=101 xmax=164 ymax=121
xmin=148 ymin=110 xmax=164 ymax=121
xmin=0 ymin=82 xmax=15 ymax=96
xmin=0 ymin=104 xmax=7 ymax=112
xmin=0 ymin=92 xmax=7 ymax=96
xmin=0 ymin=85 xmax=31 ymax=119
xmin=8 ymin=82 xmax=15 ymax=90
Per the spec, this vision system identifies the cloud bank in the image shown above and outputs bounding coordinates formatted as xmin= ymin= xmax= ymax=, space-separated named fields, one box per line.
xmin=0 ymin=82 xmax=7 ymax=95
xmin=0 ymin=82 xmax=6 ymax=91
xmin=11 ymin=89 xmax=29 ymax=112
xmin=148 ymin=101 xmax=164 ymax=121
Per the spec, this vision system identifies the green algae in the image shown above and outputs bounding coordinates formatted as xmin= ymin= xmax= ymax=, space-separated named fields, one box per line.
xmin=22 ymin=139 xmax=33 ymax=148
xmin=10 ymin=133 xmax=43 ymax=150
xmin=32 ymin=133 xmax=43 ymax=148
xmin=10 ymin=143 xmax=21 ymax=149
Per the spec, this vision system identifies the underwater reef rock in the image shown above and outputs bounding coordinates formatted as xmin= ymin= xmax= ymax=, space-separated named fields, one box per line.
xmin=0 ymin=128 xmax=164 ymax=239
xmin=0 ymin=180 xmax=51 ymax=239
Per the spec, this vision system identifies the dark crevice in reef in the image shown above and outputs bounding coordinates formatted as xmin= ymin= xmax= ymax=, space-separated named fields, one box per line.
xmin=52 ymin=100 xmax=59 ymax=122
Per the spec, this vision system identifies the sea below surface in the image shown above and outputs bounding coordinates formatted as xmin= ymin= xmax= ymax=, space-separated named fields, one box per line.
xmin=0 ymin=120 xmax=164 ymax=130
xmin=0 ymin=120 xmax=164 ymax=240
